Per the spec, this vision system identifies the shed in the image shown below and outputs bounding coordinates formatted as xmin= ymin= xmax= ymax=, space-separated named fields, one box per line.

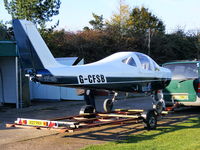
xmin=0 ymin=41 xmax=20 ymax=107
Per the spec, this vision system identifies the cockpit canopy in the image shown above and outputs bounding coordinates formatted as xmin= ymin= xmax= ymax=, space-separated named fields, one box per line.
xmin=121 ymin=52 xmax=160 ymax=71
xmin=122 ymin=57 xmax=137 ymax=67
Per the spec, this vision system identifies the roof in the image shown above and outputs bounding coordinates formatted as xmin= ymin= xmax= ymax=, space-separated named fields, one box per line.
xmin=0 ymin=41 xmax=18 ymax=57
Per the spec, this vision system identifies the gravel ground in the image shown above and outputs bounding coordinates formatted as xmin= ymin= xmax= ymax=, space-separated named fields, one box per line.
xmin=0 ymin=96 xmax=199 ymax=150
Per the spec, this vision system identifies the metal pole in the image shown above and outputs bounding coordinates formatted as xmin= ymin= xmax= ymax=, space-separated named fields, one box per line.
xmin=148 ymin=28 xmax=151 ymax=56
xmin=16 ymin=56 xmax=19 ymax=109
xmin=19 ymin=68 xmax=23 ymax=108
xmin=197 ymin=34 xmax=200 ymax=60
xmin=0 ymin=69 xmax=4 ymax=105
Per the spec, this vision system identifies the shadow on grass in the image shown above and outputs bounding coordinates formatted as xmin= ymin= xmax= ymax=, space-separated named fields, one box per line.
xmin=119 ymin=116 xmax=200 ymax=144
xmin=61 ymin=107 xmax=200 ymax=143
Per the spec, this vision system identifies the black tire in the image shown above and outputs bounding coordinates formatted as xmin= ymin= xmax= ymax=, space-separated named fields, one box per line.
xmin=143 ymin=110 xmax=157 ymax=130
xmin=153 ymin=101 xmax=163 ymax=114
xmin=79 ymin=105 xmax=96 ymax=115
xmin=103 ymin=99 xmax=113 ymax=113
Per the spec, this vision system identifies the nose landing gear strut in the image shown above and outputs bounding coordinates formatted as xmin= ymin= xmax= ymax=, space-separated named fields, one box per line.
xmin=103 ymin=92 xmax=118 ymax=113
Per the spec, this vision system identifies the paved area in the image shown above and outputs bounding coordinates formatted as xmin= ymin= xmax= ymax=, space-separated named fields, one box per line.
xmin=0 ymin=96 xmax=199 ymax=150
xmin=0 ymin=95 xmax=152 ymax=128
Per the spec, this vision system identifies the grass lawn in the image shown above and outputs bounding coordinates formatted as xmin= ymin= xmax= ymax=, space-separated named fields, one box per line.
xmin=83 ymin=117 xmax=200 ymax=150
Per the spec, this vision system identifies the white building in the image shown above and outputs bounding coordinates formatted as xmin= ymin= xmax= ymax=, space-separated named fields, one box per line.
xmin=0 ymin=41 xmax=19 ymax=107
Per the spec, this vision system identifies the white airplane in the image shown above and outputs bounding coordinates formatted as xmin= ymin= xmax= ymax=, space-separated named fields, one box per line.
xmin=13 ymin=19 xmax=171 ymax=115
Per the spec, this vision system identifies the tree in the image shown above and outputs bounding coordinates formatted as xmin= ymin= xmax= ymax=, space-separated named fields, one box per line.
xmin=0 ymin=21 xmax=12 ymax=40
xmin=4 ymin=0 xmax=61 ymax=28
xmin=105 ymin=4 xmax=166 ymax=55
xmin=84 ymin=13 xmax=105 ymax=31
xmin=150 ymin=30 xmax=198 ymax=63
xmin=195 ymin=32 xmax=200 ymax=59
xmin=103 ymin=1 xmax=132 ymax=53
xmin=128 ymin=7 xmax=165 ymax=36
xmin=43 ymin=29 xmax=114 ymax=63
xmin=106 ymin=0 xmax=130 ymax=35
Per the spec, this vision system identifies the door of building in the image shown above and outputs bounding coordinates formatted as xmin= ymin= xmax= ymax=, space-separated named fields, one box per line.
xmin=0 ymin=69 xmax=4 ymax=104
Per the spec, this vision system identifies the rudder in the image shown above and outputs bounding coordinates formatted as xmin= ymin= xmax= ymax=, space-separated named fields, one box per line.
xmin=13 ymin=19 xmax=63 ymax=70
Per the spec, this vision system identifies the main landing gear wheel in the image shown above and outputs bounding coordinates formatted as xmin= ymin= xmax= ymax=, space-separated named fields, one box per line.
xmin=103 ymin=92 xmax=118 ymax=113
xmin=153 ymin=101 xmax=163 ymax=114
xmin=79 ymin=105 xmax=96 ymax=115
xmin=143 ymin=110 xmax=157 ymax=130
xmin=103 ymin=99 xmax=113 ymax=113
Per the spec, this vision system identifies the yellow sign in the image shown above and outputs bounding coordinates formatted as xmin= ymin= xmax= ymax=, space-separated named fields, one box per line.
xmin=173 ymin=95 xmax=188 ymax=100
xmin=27 ymin=120 xmax=48 ymax=126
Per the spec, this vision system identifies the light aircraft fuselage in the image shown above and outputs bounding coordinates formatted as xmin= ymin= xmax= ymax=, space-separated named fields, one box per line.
xmin=35 ymin=52 xmax=171 ymax=92
xmin=13 ymin=19 xmax=171 ymax=93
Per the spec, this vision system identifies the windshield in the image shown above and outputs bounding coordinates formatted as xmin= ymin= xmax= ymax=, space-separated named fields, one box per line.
xmin=136 ymin=53 xmax=152 ymax=70
xmin=163 ymin=63 xmax=198 ymax=80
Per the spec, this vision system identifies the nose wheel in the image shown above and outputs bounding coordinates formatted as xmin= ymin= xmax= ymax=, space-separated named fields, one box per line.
xmin=103 ymin=99 xmax=113 ymax=113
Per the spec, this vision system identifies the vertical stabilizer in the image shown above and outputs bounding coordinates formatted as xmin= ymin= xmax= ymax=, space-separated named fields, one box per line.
xmin=13 ymin=19 xmax=63 ymax=70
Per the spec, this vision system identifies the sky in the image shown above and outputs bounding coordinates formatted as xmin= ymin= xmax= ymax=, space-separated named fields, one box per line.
xmin=0 ymin=0 xmax=200 ymax=32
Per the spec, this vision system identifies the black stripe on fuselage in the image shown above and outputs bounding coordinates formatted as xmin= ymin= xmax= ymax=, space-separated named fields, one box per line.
xmin=39 ymin=76 xmax=163 ymax=85
xmin=38 ymin=76 xmax=169 ymax=92
xmin=106 ymin=77 xmax=160 ymax=82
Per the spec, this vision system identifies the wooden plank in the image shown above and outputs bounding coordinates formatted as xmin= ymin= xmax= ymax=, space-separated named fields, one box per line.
xmin=114 ymin=109 xmax=144 ymax=112
xmin=128 ymin=109 xmax=144 ymax=112
xmin=114 ymin=109 xmax=127 ymax=111
xmin=161 ymin=111 xmax=168 ymax=115
xmin=6 ymin=123 xmax=15 ymax=128
xmin=113 ymin=111 xmax=141 ymax=115
xmin=6 ymin=123 xmax=70 ymax=131
xmin=98 ymin=118 xmax=117 ymax=122
xmin=73 ymin=117 xmax=99 ymax=123
xmin=13 ymin=124 xmax=40 ymax=129
xmin=49 ymin=113 xmax=96 ymax=121
xmin=97 ymin=113 xmax=140 ymax=118
xmin=73 ymin=118 xmax=143 ymax=131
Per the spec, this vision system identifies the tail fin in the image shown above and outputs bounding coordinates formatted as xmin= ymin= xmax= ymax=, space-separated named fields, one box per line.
xmin=13 ymin=19 xmax=63 ymax=70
